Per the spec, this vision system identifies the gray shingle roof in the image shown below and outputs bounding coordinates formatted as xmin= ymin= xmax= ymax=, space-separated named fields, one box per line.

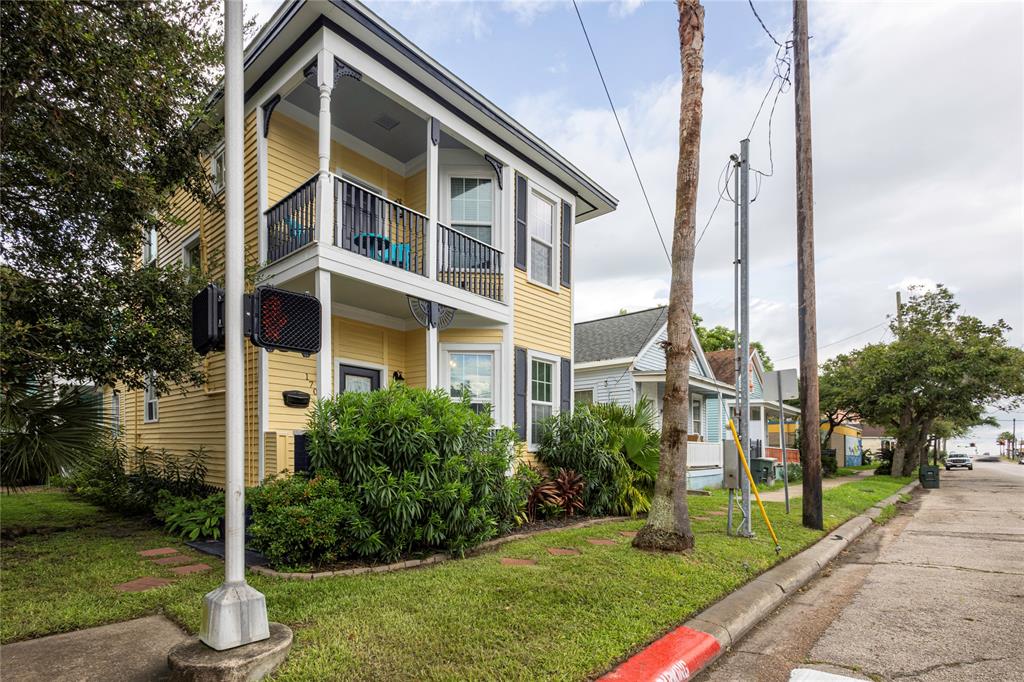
xmin=574 ymin=307 xmax=667 ymax=363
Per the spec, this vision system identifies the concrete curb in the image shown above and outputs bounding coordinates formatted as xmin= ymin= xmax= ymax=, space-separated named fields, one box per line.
xmin=599 ymin=480 xmax=920 ymax=681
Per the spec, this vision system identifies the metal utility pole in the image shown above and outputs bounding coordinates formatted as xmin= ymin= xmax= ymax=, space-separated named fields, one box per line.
xmin=738 ymin=138 xmax=752 ymax=537
xmin=727 ymin=153 xmax=741 ymax=537
xmin=793 ymin=0 xmax=823 ymax=531
xmin=200 ymin=0 xmax=270 ymax=650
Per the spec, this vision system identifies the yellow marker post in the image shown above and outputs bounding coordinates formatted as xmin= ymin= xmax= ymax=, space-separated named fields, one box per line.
xmin=728 ymin=418 xmax=781 ymax=553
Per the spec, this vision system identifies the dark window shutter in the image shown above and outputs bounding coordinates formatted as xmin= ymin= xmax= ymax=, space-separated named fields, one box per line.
xmin=514 ymin=173 xmax=528 ymax=271
xmin=514 ymin=347 xmax=528 ymax=440
xmin=294 ymin=432 xmax=310 ymax=473
xmin=560 ymin=201 xmax=572 ymax=287
xmin=560 ymin=357 xmax=571 ymax=413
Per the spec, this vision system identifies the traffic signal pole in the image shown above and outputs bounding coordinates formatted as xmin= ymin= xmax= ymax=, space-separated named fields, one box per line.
xmin=200 ymin=0 xmax=270 ymax=650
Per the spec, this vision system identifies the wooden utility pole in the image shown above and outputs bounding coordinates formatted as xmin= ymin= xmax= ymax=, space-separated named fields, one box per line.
xmin=633 ymin=0 xmax=703 ymax=552
xmin=793 ymin=0 xmax=823 ymax=530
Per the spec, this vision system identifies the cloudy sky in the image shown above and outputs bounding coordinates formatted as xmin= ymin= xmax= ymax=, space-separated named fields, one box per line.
xmin=250 ymin=0 xmax=1023 ymax=449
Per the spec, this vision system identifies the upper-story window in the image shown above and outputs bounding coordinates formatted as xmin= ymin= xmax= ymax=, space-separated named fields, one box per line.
xmin=528 ymin=191 xmax=555 ymax=287
xmin=142 ymin=227 xmax=158 ymax=266
xmin=210 ymin=146 xmax=225 ymax=195
xmin=450 ymin=177 xmax=493 ymax=245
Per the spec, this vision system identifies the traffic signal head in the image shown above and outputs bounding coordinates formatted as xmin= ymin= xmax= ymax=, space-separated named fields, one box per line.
xmin=250 ymin=286 xmax=321 ymax=356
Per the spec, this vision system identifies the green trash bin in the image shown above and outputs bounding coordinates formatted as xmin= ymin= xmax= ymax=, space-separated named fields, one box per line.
xmin=750 ymin=457 xmax=775 ymax=486
xmin=919 ymin=464 xmax=940 ymax=489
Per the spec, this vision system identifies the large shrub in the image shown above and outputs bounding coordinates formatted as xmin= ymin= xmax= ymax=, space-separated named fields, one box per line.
xmin=297 ymin=384 xmax=523 ymax=563
xmin=536 ymin=398 xmax=659 ymax=517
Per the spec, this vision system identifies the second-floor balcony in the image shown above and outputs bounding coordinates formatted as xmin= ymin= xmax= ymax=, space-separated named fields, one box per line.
xmin=265 ymin=173 xmax=504 ymax=303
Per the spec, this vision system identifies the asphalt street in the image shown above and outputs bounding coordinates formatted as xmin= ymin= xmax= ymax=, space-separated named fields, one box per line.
xmin=701 ymin=460 xmax=1024 ymax=682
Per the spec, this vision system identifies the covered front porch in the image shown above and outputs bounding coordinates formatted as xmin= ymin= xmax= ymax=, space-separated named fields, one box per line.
xmin=258 ymin=50 xmax=507 ymax=305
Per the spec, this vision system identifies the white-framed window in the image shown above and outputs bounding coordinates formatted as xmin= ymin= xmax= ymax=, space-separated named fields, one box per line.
xmin=182 ymin=231 xmax=201 ymax=270
xmin=691 ymin=397 xmax=703 ymax=437
xmin=110 ymin=391 xmax=121 ymax=437
xmin=574 ymin=389 xmax=594 ymax=405
xmin=527 ymin=190 xmax=556 ymax=287
xmin=449 ymin=175 xmax=494 ymax=245
xmin=442 ymin=344 xmax=500 ymax=418
xmin=142 ymin=227 xmax=158 ymax=266
xmin=144 ymin=372 xmax=159 ymax=423
xmin=527 ymin=350 xmax=560 ymax=447
xmin=210 ymin=145 xmax=225 ymax=195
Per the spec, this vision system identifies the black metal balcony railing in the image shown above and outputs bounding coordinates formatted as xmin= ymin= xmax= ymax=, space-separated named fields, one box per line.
xmin=265 ymin=175 xmax=317 ymax=263
xmin=437 ymin=223 xmax=503 ymax=302
xmin=335 ymin=177 xmax=426 ymax=277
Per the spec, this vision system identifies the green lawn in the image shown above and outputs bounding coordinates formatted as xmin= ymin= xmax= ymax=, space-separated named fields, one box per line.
xmin=1 ymin=477 xmax=911 ymax=680
xmin=1 ymin=489 xmax=110 ymax=536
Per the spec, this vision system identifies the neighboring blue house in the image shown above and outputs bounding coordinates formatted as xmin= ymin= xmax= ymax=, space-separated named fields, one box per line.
xmin=573 ymin=307 xmax=736 ymax=489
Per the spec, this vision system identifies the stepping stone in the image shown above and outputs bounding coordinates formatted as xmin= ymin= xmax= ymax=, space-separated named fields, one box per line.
xmin=692 ymin=516 xmax=712 ymax=521
xmin=586 ymin=538 xmax=617 ymax=546
xmin=169 ymin=563 xmax=211 ymax=575
xmin=138 ymin=547 xmax=178 ymax=558
xmin=151 ymin=554 xmax=192 ymax=566
xmin=500 ymin=558 xmax=537 ymax=566
xmin=708 ymin=511 xmax=727 ymax=517
xmin=619 ymin=531 xmax=638 ymax=538
xmin=546 ymin=547 xmax=581 ymax=556
xmin=115 ymin=577 xmax=174 ymax=593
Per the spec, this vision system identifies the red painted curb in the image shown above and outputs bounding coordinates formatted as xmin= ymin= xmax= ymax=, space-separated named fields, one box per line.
xmin=599 ymin=625 xmax=721 ymax=682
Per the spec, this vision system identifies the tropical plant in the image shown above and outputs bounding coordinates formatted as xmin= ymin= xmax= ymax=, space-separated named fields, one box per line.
xmin=590 ymin=397 xmax=659 ymax=515
xmin=549 ymin=469 xmax=585 ymax=517
xmin=155 ymin=490 xmax=225 ymax=541
xmin=304 ymin=383 xmax=524 ymax=563
xmin=0 ymin=383 xmax=108 ymax=488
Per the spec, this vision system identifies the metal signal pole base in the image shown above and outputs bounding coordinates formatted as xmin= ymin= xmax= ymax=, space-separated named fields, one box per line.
xmin=200 ymin=582 xmax=270 ymax=651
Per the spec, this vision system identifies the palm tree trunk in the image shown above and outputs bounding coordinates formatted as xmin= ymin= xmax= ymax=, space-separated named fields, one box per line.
xmin=633 ymin=0 xmax=704 ymax=553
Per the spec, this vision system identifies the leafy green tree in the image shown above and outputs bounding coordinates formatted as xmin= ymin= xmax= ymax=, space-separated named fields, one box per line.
xmin=833 ymin=286 xmax=1024 ymax=476
xmin=692 ymin=314 xmax=774 ymax=370
xmin=0 ymin=0 xmax=222 ymax=393
xmin=818 ymin=354 xmax=859 ymax=448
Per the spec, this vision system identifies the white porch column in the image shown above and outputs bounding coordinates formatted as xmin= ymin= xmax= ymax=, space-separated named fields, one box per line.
xmin=316 ymin=269 xmax=333 ymax=398
xmin=425 ymin=117 xmax=439 ymax=279
xmin=316 ymin=51 xmax=334 ymax=244
xmin=426 ymin=324 xmax=439 ymax=390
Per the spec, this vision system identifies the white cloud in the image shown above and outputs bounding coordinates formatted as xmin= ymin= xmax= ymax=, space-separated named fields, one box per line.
xmin=608 ymin=0 xmax=645 ymax=19
xmin=523 ymin=1 xmax=1023 ymax=365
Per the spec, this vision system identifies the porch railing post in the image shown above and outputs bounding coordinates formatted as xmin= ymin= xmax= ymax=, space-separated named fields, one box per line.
xmin=316 ymin=50 xmax=334 ymax=245
xmin=425 ymin=117 xmax=439 ymax=279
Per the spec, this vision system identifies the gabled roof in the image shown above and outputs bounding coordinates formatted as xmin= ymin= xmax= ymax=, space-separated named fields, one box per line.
xmin=705 ymin=347 xmax=765 ymax=387
xmin=574 ymin=307 xmax=668 ymax=364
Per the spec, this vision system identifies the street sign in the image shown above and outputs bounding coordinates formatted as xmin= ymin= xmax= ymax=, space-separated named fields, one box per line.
xmin=763 ymin=368 xmax=799 ymax=402
xmin=249 ymin=286 xmax=321 ymax=356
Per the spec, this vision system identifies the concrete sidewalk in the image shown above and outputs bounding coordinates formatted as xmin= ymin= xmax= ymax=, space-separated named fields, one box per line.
xmin=703 ymin=461 xmax=1024 ymax=681
xmin=757 ymin=469 xmax=873 ymax=503
xmin=0 ymin=615 xmax=188 ymax=681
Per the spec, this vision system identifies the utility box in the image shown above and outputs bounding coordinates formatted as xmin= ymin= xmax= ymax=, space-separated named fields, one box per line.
xmin=750 ymin=457 xmax=775 ymax=486
xmin=723 ymin=441 xmax=740 ymax=489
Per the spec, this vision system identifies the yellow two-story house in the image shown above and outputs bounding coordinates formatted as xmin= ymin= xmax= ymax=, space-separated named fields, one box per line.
xmin=113 ymin=0 xmax=617 ymax=487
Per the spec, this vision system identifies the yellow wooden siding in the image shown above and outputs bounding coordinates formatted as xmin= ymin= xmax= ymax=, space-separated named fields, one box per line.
xmin=404 ymin=328 xmax=426 ymax=388
xmin=332 ymin=316 xmax=408 ymax=374
xmin=439 ymin=327 xmax=503 ymax=344
xmin=512 ymin=269 xmax=572 ymax=357
xmin=119 ymin=112 xmax=262 ymax=489
xmin=267 ymin=113 xmax=419 ymax=208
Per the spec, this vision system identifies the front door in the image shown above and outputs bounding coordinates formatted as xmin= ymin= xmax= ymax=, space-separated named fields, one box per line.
xmin=338 ymin=364 xmax=381 ymax=393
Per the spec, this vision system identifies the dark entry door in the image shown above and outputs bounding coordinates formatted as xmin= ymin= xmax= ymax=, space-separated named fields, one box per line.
xmin=338 ymin=364 xmax=381 ymax=394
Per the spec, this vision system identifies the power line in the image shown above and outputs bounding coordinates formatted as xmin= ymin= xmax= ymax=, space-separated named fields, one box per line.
xmin=775 ymin=323 xmax=887 ymax=361
xmin=571 ymin=0 xmax=671 ymax=266
xmin=696 ymin=160 xmax=736 ymax=248
xmin=748 ymin=0 xmax=784 ymax=48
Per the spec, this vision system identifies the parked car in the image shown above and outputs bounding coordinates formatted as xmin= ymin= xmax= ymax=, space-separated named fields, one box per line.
xmin=1018 ymin=455 xmax=1024 ymax=465
xmin=945 ymin=453 xmax=973 ymax=470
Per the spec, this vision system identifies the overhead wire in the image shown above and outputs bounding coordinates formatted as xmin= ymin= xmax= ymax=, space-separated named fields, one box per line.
xmin=571 ymin=0 xmax=671 ymax=266
xmin=774 ymin=323 xmax=888 ymax=362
